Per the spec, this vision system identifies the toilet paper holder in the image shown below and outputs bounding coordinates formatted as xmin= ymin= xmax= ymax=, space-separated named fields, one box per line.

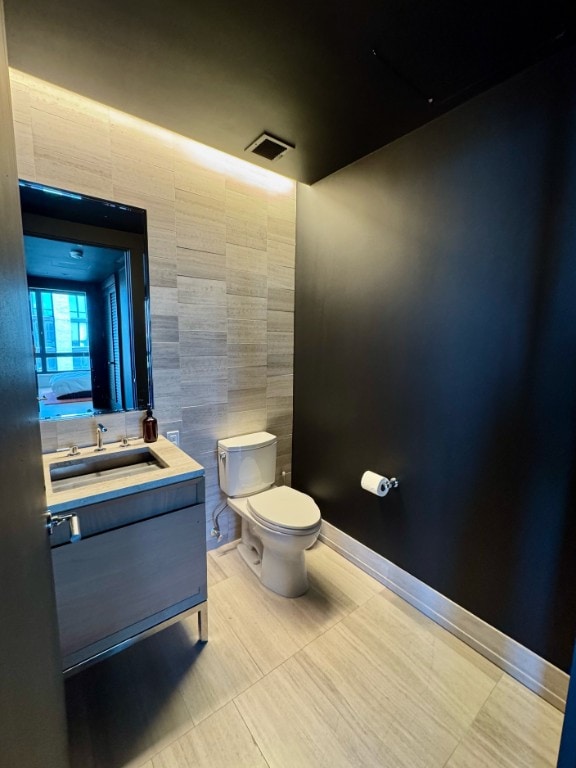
xmin=361 ymin=471 xmax=399 ymax=497
xmin=382 ymin=476 xmax=399 ymax=492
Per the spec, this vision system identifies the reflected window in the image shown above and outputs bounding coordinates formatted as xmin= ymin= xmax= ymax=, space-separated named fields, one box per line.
xmin=29 ymin=288 xmax=90 ymax=374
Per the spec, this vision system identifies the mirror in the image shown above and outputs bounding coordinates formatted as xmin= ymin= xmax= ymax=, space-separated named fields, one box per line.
xmin=19 ymin=181 xmax=153 ymax=420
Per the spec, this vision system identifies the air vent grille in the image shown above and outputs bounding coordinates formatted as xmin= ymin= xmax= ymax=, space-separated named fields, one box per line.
xmin=245 ymin=133 xmax=294 ymax=161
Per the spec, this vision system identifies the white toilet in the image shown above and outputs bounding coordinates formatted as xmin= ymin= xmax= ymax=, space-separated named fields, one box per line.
xmin=218 ymin=431 xmax=321 ymax=597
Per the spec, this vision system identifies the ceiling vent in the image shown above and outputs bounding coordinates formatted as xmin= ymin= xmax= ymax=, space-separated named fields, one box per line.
xmin=245 ymin=132 xmax=294 ymax=161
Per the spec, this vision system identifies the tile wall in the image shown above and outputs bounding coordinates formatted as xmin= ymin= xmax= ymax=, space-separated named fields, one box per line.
xmin=9 ymin=70 xmax=296 ymax=548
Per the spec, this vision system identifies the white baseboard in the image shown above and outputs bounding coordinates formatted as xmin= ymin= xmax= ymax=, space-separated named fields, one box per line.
xmin=320 ymin=520 xmax=569 ymax=712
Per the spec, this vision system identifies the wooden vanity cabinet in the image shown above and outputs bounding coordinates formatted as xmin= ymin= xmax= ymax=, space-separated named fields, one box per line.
xmin=50 ymin=476 xmax=207 ymax=674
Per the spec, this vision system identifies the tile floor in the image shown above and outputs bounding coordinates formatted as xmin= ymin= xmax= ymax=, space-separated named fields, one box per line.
xmin=65 ymin=541 xmax=564 ymax=768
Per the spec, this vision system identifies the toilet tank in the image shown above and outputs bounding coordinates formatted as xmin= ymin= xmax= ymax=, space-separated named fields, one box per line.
xmin=218 ymin=432 xmax=277 ymax=497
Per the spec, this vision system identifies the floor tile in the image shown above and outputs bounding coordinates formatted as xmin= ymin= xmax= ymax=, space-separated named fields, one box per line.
xmin=151 ymin=702 xmax=268 ymax=768
xmin=210 ymin=574 xmax=301 ymax=674
xmin=306 ymin=540 xmax=383 ymax=605
xmin=235 ymin=654 xmax=389 ymax=767
xmin=65 ymin=541 xmax=564 ymax=768
xmin=445 ymin=675 xmax=563 ymax=768
xmin=291 ymin=591 xmax=502 ymax=767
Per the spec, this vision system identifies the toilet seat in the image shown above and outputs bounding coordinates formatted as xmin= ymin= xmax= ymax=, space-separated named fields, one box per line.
xmin=247 ymin=486 xmax=321 ymax=535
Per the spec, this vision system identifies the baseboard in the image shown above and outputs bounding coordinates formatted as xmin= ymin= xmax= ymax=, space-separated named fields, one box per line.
xmin=319 ymin=520 xmax=569 ymax=712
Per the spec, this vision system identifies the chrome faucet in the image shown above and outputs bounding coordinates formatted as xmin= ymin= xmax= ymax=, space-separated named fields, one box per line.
xmin=95 ymin=423 xmax=108 ymax=452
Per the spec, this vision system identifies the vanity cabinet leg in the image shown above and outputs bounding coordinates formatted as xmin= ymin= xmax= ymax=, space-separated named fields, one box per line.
xmin=198 ymin=603 xmax=208 ymax=642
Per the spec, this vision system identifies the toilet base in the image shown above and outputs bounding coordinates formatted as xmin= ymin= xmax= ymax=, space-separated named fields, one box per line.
xmin=237 ymin=518 xmax=311 ymax=598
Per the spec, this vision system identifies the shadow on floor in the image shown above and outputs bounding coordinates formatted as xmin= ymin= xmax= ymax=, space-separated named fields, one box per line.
xmin=66 ymin=622 xmax=206 ymax=768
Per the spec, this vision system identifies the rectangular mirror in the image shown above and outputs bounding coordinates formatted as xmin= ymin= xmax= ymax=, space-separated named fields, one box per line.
xmin=19 ymin=181 xmax=154 ymax=420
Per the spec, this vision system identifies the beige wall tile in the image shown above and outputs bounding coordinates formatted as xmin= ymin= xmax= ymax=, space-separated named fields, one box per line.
xmin=179 ymin=302 xmax=227 ymax=334
xmin=267 ymin=396 xmax=293 ymax=433
xmin=268 ymin=191 xmax=296 ymax=218
xmin=176 ymin=188 xmax=226 ymax=254
xmin=110 ymin=119 xmax=174 ymax=171
xmin=267 ymin=236 xmax=296 ymax=268
xmin=225 ymin=190 xmax=267 ymax=251
xmin=179 ymin=331 xmax=227 ymax=358
xmin=226 ymin=294 xmax=267 ymax=321
xmin=268 ymin=286 xmax=294 ymax=312
xmin=227 ymin=318 xmax=267 ymax=345
xmin=112 ymin=154 xmax=175 ymax=201
xmin=31 ymin=108 xmax=113 ymax=198
xmin=268 ymin=263 xmax=295 ymax=291
xmin=180 ymin=379 xmax=228 ymax=407
xmin=181 ymin=356 xmax=227 ymax=380
xmin=266 ymin=374 xmax=293 ymax=398
xmin=267 ymin=331 xmax=294 ymax=356
xmin=14 ymin=73 xmax=296 ymax=550
xmin=27 ymin=81 xmax=109 ymax=128
xmin=13 ymin=121 xmax=36 ymax=180
xmin=151 ymin=315 xmax=179 ymax=344
xmin=9 ymin=79 xmax=32 ymax=125
xmin=152 ymin=368 xmax=182 ymax=400
xmin=152 ymin=342 xmax=180 ymax=370
xmin=177 ymin=276 xmax=226 ymax=307
xmin=226 ymin=268 xmax=267 ymax=298
xmin=227 ymin=408 xmax=267 ymax=436
xmin=229 ymin=388 xmax=267 ymax=413
xmin=181 ymin=404 xmax=228 ymax=435
xmin=226 ymin=243 xmax=267 ymax=275
xmin=177 ymin=247 xmax=226 ymax=281
xmin=267 ymin=309 xmax=294 ymax=333
xmin=181 ymin=428 xmax=225 ymax=457
xmin=268 ymin=215 xmax=296 ymax=243
xmin=228 ymin=343 xmax=267 ymax=368
xmin=149 ymin=256 xmax=178 ymax=289
xmin=267 ymin=355 xmax=294 ymax=376
xmin=228 ymin=366 xmax=267 ymax=391
xmin=150 ymin=286 xmax=178 ymax=315
xmin=174 ymin=155 xmax=226 ymax=200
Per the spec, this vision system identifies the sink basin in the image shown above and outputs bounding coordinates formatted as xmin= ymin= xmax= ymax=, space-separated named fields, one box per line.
xmin=50 ymin=448 xmax=165 ymax=493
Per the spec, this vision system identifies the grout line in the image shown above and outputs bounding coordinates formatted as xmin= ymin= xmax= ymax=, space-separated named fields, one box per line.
xmin=231 ymin=699 xmax=272 ymax=768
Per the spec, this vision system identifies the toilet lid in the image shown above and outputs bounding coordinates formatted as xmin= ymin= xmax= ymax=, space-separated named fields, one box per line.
xmin=247 ymin=486 xmax=321 ymax=531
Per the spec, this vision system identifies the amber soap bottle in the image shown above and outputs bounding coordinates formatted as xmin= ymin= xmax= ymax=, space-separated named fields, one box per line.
xmin=143 ymin=408 xmax=158 ymax=443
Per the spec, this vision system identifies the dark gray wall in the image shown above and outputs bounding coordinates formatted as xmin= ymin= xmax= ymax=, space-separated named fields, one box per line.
xmin=0 ymin=1 xmax=69 ymax=764
xmin=294 ymin=45 xmax=576 ymax=671
xmin=558 ymin=640 xmax=576 ymax=764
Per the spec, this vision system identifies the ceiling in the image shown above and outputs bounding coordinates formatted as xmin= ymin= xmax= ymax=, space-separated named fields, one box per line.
xmin=24 ymin=236 xmax=124 ymax=283
xmin=4 ymin=0 xmax=575 ymax=184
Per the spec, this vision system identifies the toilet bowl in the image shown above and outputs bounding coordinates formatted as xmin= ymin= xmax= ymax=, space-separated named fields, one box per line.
xmin=218 ymin=432 xmax=321 ymax=597
xmin=227 ymin=486 xmax=321 ymax=597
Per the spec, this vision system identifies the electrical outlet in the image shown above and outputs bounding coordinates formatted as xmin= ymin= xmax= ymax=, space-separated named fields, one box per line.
xmin=166 ymin=430 xmax=180 ymax=447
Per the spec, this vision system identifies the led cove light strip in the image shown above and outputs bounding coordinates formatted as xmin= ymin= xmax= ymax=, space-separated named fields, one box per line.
xmin=10 ymin=69 xmax=296 ymax=195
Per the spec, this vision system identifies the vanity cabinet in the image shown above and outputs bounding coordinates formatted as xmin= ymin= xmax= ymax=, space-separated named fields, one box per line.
xmin=50 ymin=474 xmax=207 ymax=674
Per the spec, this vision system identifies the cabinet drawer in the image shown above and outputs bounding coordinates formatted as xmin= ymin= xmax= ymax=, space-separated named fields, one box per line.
xmin=52 ymin=504 xmax=206 ymax=664
xmin=50 ymin=477 xmax=204 ymax=546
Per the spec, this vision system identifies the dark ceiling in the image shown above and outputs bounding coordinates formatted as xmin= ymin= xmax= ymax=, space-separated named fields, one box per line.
xmin=4 ymin=0 xmax=575 ymax=184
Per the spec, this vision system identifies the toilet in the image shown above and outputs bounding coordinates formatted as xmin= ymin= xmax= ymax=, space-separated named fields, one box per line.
xmin=218 ymin=431 xmax=321 ymax=597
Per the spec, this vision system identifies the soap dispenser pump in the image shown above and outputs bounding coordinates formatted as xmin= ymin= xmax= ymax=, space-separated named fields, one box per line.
xmin=143 ymin=408 xmax=158 ymax=443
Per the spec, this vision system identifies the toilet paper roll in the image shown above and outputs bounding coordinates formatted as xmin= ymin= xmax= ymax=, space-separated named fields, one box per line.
xmin=361 ymin=471 xmax=390 ymax=497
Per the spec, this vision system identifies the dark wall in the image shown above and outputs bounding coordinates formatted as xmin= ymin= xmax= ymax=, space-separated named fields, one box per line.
xmin=558 ymin=639 xmax=576 ymax=764
xmin=0 ymin=1 xmax=69 ymax=764
xmin=294 ymin=45 xmax=576 ymax=671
